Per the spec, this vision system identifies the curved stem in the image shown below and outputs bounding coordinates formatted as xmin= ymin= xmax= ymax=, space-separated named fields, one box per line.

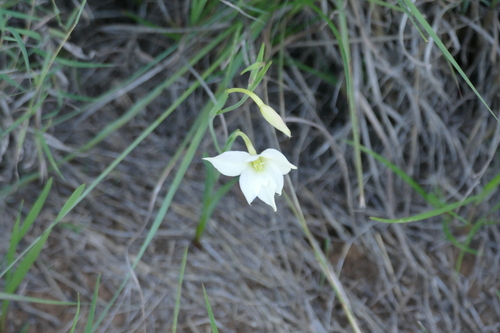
xmin=226 ymin=88 xmax=264 ymax=107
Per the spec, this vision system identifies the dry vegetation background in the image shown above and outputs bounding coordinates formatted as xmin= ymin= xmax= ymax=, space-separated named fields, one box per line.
xmin=1 ymin=0 xmax=500 ymax=332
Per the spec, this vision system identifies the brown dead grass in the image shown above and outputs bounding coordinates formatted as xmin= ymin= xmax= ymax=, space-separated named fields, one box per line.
xmin=1 ymin=0 xmax=500 ymax=332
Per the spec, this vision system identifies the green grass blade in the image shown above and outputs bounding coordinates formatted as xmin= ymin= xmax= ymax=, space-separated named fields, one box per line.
xmin=195 ymin=165 xmax=237 ymax=243
xmin=19 ymin=178 xmax=53 ymax=237
xmin=57 ymin=183 xmax=86 ymax=221
xmin=476 ymin=172 xmax=500 ymax=203
xmin=1 ymin=94 xmax=46 ymax=138
xmin=1 ymin=179 xmax=52 ymax=327
xmin=348 ymin=140 xmax=430 ymax=200
xmin=190 ymin=0 xmax=209 ymax=24
xmin=202 ymin=284 xmax=219 ymax=333
xmin=352 ymin=141 xmax=477 ymax=227
xmin=455 ymin=219 xmax=485 ymax=273
xmin=36 ymin=131 xmax=66 ymax=181
xmin=240 ymin=61 xmax=266 ymax=75
xmin=220 ymin=60 xmax=272 ymax=114
xmin=6 ymin=27 xmax=30 ymax=74
xmin=0 ymin=73 xmax=27 ymax=92
xmin=172 ymin=247 xmax=188 ymax=333
xmin=84 ymin=274 xmax=100 ymax=333
xmin=371 ymin=196 xmax=478 ymax=223
xmin=69 ymin=294 xmax=81 ymax=333
xmin=400 ymin=0 xmax=499 ymax=122
xmin=6 ymin=225 xmax=51 ymax=294
xmin=0 ymin=8 xmax=41 ymax=21
xmin=6 ymin=205 xmax=22 ymax=270
xmin=195 ymin=158 xmax=216 ymax=243
xmin=1 ymin=206 xmax=22 ymax=327
xmin=442 ymin=221 xmax=478 ymax=255
xmin=4 ymin=28 xmax=41 ymax=40
xmin=0 ymin=292 xmax=77 ymax=305
xmin=0 ymin=182 xmax=85 ymax=280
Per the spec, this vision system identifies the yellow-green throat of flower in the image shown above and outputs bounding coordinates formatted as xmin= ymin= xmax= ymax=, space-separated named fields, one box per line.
xmin=251 ymin=157 xmax=265 ymax=172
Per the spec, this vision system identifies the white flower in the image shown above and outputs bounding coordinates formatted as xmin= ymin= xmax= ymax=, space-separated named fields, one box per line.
xmin=203 ymin=149 xmax=297 ymax=211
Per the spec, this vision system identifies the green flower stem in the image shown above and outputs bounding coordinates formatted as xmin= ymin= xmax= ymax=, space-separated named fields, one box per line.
xmin=226 ymin=88 xmax=264 ymax=107
xmin=234 ymin=130 xmax=257 ymax=155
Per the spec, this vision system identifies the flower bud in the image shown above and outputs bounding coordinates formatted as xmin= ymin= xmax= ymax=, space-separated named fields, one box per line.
xmin=259 ymin=104 xmax=291 ymax=138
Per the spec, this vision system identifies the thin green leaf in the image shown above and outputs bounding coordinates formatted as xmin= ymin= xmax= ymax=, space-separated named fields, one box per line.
xmin=84 ymin=274 xmax=100 ymax=333
xmin=36 ymin=131 xmax=66 ymax=181
xmin=6 ymin=226 xmax=51 ymax=294
xmin=208 ymin=91 xmax=229 ymax=152
xmin=190 ymin=0 xmax=209 ymax=24
xmin=6 ymin=205 xmax=22 ymax=270
xmin=371 ymin=196 xmax=478 ymax=223
xmin=69 ymin=294 xmax=81 ymax=333
xmin=1 ymin=205 xmax=22 ymax=326
xmin=367 ymin=0 xmax=404 ymax=11
xmin=0 ymin=73 xmax=27 ymax=92
xmin=57 ymin=91 xmax=98 ymax=102
xmin=220 ymin=61 xmax=273 ymax=114
xmin=202 ymin=284 xmax=219 ymax=333
xmin=442 ymin=221 xmax=478 ymax=255
xmin=0 ymin=9 xmax=41 ymax=21
xmin=240 ymin=61 xmax=266 ymax=75
xmin=0 ymin=292 xmax=78 ymax=305
xmin=6 ymin=27 xmax=31 ymax=74
xmin=9 ymin=27 xmax=41 ymax=40
xmin=6 ymin=96 xmax=44 ymax=134
xmin=476 ymin=172 xmax=500 ymax=203
xmin=18 ymin=323 xmax=30 ymax=333
xmin=19 ymin=178 xmax=53 ymax=238
xmin=256 ymin=43 xmax=265 ymax=62
xmin=50 ymin=0 xmax=63 ymax=28
xmin=0 ymin=182 xmax=86 ymax=280
xmin=195 ymin=162 xmax=237 ymax=243
xmin=172 ymin=247 xmax=188 ymax=333
xmin=348 ymin=140 xmax=429 ymax=200
xmin=56 ymin=183 xmax=85 ymax=221
xmin=455 ymin=219 xmax=484 ymax=273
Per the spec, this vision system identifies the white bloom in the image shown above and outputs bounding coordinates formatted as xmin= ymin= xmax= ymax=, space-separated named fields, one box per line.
xmin=203 ymin=149 xmax=297 ymax=211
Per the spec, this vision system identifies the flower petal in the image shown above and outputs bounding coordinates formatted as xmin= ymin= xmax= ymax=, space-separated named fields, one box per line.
xmin=260 ymin=149 xmax=297 ymax=174
xmin=203 ymin=151 xmax=250 ymax=176
xmin=244 ymin=155 xmax=260 ymax=163
xmin=265 ymin=162 xmax=284 ymax=195
xmin=239 ymin=166 xmax=262 ymax=204
xmin=257 ymin=181 xmax=278 ymax=211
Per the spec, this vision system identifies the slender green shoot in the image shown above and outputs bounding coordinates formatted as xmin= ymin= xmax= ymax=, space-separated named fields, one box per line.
xmin=202 ymin=284 xmax=219 ymax=333
xmin=84 ymin=274 xmax=100 ymax=333
xmin=172 ymin=247 xmax=189 ymax=333
xmin=69 ymin=295 xmax=81 ymax=333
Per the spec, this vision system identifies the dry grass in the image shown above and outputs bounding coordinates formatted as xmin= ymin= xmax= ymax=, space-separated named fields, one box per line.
xmin=1 ymin=0 xmax=500 ymax=332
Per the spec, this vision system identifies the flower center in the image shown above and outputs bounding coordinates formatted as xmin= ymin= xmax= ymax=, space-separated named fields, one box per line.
xmin=251 ymin=157 xmax=266 ymax=172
